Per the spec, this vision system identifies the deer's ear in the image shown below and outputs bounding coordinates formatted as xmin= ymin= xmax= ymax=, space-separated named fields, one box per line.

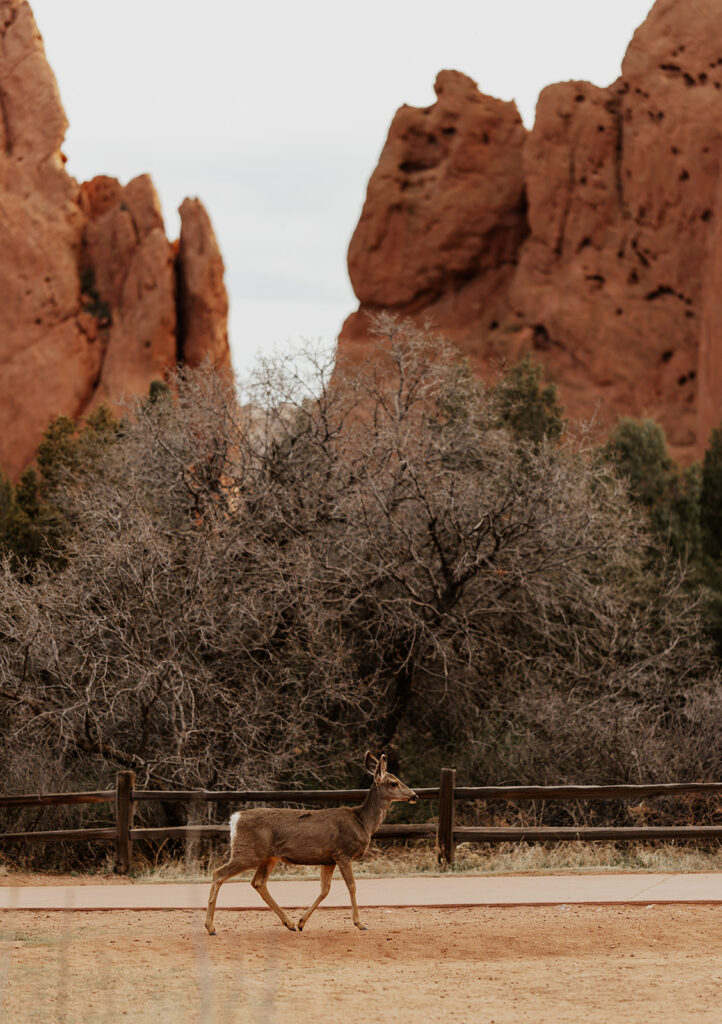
xmin=377 ymin=753 xmax=388 ymax=777
xmin=364 ymin=751 xmax=378 ymax=775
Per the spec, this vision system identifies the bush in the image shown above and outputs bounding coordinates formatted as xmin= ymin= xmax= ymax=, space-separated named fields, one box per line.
xmin=0 ymin=319 xmax=719 ymax=859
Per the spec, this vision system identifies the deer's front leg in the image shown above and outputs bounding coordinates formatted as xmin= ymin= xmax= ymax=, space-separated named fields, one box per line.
xmin=298 ymin=863 xmax=334 ymax=932
xmin=335 ymin=857 xmax=366 ymax=930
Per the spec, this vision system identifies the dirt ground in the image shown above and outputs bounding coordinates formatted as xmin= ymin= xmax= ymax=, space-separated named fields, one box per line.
xmin=1 ymin=905 xmax=720 ymax=1023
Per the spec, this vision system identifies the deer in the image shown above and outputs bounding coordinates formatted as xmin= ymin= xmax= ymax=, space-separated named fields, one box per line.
xmin=205 ymin=752 xmax=417 ymax=935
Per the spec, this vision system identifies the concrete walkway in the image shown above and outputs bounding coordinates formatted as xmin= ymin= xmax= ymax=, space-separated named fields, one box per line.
xmin=1 ymin=873 xmax=721 ymax=911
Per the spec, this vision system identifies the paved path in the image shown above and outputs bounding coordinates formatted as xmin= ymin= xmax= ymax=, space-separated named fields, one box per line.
xmin=1 ymin=873 xmax=721 ymax=911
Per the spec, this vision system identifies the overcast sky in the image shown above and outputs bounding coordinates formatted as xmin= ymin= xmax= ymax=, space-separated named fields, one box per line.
xmin=32 ymin=0 xmax=655 ymax=377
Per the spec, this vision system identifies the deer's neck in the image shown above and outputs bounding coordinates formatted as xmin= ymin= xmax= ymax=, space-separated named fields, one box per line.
xmin=357 ymin=783 xmax=390 ymax=836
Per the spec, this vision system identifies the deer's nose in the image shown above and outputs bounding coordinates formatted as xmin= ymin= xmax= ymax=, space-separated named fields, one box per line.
xmin=408 ymin=791 xmax=418 ymax=804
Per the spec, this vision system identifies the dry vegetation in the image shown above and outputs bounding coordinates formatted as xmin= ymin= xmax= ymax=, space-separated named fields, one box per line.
xmin=3 ymin=841 xmax=721 ymax=886
xmin=1 ymin=317 xmax=721 ymax=870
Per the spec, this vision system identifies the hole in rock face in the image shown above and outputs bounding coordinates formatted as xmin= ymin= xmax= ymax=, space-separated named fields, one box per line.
xmin=671 ymin=146 xmax=680 ymax=155
xmin=661 ymin=350 xmax=674 ymax=363
xmin=678 ymin=375 xmax=688 ymax=386
xmin=679 ymin=169 xmax=690 ymax=181
xmin=533 ymin=324 xmax=551 ymax=349
xmin=700 ymin=73 xmax=708 ymax=83
xmin=628 ymin=270 xmax=639 ymax=284
xmin=689 ymin=370 xmax=697 ymax=381
xmin=684 ymin=73 xmax=695 ymax=86
xmin=597 ymin=124 xmax=605 ymax=132
xmin=579 ymin=176 xmax=587 ymax=185
xmin=489 ymin=320 xmax=499 ymax=330
xmin=701 ymin=209 xmax=713 ymax=221
xmin=578 ymin=237 xmax=591 ymax=250
xmin=144 ymin=340 xmax=151 ymax=349
xmin=645 ymin=285 xmax=675 ymax=301
xmin=482 ymin=132 xmax=490 ymax=144
xmin=441 ymin=126 xmax=456 ymax=135
xmin=575 ymin=94 xmax=585 ymax=102
xmin=399 ymin=160 xmax=434 ymax=174
xmin=615 ymin=308 xmax=624 ymax=316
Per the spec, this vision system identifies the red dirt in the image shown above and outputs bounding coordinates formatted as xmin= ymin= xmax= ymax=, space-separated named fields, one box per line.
xmin=1 ymin=905 xmax=719 ymax=1023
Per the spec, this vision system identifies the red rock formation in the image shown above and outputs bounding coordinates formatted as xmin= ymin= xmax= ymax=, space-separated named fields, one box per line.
xmin=343 ymin=71 xmax=528 ymax=369
xmin=79 ymin=174 xmax=178 ymax=409
xmin=340 ymin=0 xmax=722 ymax=461
xmin=0 ymin=0 xmax=230 ymax=480
xmin=177 ymin=198 xmax=231 ymax=371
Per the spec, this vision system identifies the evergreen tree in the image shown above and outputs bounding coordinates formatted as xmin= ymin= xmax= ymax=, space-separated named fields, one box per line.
xmin=604 ymin=418 xmax=701 ymax=561
xmin=0 ymin=404 xmax=120 ymax=568
xmin=700 ymin=425 xmax=722 ymax=561
xmin=493 ymin=354 xmax=565 ymax=443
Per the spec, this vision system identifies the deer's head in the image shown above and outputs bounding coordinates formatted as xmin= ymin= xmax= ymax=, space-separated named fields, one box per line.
xmin=364 ymin=751 xmax=417 ymax=804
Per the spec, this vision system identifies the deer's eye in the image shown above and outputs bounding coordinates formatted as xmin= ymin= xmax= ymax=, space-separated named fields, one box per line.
xmin=391 ymin=781 xmax=398 ymax=787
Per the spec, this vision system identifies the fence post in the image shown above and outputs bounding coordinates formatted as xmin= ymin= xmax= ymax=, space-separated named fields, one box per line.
xmin=437 ymin=767 xmax=456 ymax=866
xmin=185 ymin=789 xmax=205 ymax=871
xmin=114 ymin=770 xmax=135 ymax=875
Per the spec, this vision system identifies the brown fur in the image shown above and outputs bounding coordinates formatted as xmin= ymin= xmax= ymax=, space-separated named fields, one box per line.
xmin=205 ymin=752 xmax=416 ymax=934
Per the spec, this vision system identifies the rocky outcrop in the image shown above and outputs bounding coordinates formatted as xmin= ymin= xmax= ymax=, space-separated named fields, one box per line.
xmin=340 ymin=0 xmax=722 ymax=461
xmin=177 ymin=198 xmax=231 ymax=371
xmin=79 ymin=174 xmax=178 ymax=410
xmin=0 ymin=1 xmax=230 ymax=480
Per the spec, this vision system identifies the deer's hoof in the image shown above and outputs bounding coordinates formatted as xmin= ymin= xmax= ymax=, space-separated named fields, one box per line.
xmin=355 ymin=922 xmax=368 ymax=931
xmin=206 ymin=927 xmax=216 ymax=936
xmin=284 ymin=920 xmax=297 ymax=932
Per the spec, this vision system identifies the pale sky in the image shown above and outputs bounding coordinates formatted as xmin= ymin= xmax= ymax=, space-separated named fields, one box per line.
xmin=32 ymin=0 xmax=656 ymax=377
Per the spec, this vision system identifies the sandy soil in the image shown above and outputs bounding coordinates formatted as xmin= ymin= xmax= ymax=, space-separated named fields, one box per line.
xmin=1 ymin=905 xmax=720 ymax=1023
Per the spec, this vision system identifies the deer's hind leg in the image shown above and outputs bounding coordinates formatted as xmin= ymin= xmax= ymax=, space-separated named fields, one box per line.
xmin=206 ymin=856 xmax=256 ymax=935
xmin=298 ymin=863 xmax=334 ymax=932
xmin=251 ymin=858 xmax=297 ymax=931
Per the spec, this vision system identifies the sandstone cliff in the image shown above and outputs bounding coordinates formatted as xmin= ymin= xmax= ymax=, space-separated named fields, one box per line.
xmin=0 ymin=0 xmax=230 ymax=479
xmin=340 ymin=0 xmax=722 ymax=461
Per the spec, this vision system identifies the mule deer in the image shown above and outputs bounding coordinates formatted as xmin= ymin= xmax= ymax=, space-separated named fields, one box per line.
xmin=205 ymin=752 xmax=417 ymax=934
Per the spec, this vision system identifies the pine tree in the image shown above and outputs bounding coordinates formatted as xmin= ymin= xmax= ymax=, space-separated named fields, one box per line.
xmin=493 ymin=355 xmax=565 ymax=443
xmin=604 ymin=418 xmax=701 ymax=561
xmin=700 ymin=425 xmax=722 ymax=561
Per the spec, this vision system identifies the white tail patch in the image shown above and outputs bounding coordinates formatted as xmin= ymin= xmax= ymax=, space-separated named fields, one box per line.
xmin=229 ymin=811 xmax=241 ymax=846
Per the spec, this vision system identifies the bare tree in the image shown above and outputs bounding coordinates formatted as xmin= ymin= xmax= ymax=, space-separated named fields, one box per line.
xmin=0 ymin=317 xmax=719 ymax=816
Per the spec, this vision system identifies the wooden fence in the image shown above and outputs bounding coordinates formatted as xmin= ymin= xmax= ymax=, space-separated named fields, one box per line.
xmin=1 ymin=769 xmax=721 ymax=872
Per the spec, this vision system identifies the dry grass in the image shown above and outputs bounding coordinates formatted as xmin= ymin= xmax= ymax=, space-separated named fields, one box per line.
xmin=2 ymin=839 xmax=720 ymax=888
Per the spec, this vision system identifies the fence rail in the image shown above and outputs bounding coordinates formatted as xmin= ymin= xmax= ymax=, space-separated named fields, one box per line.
xmin=1 ymin=770 xmax=721 ymax=872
